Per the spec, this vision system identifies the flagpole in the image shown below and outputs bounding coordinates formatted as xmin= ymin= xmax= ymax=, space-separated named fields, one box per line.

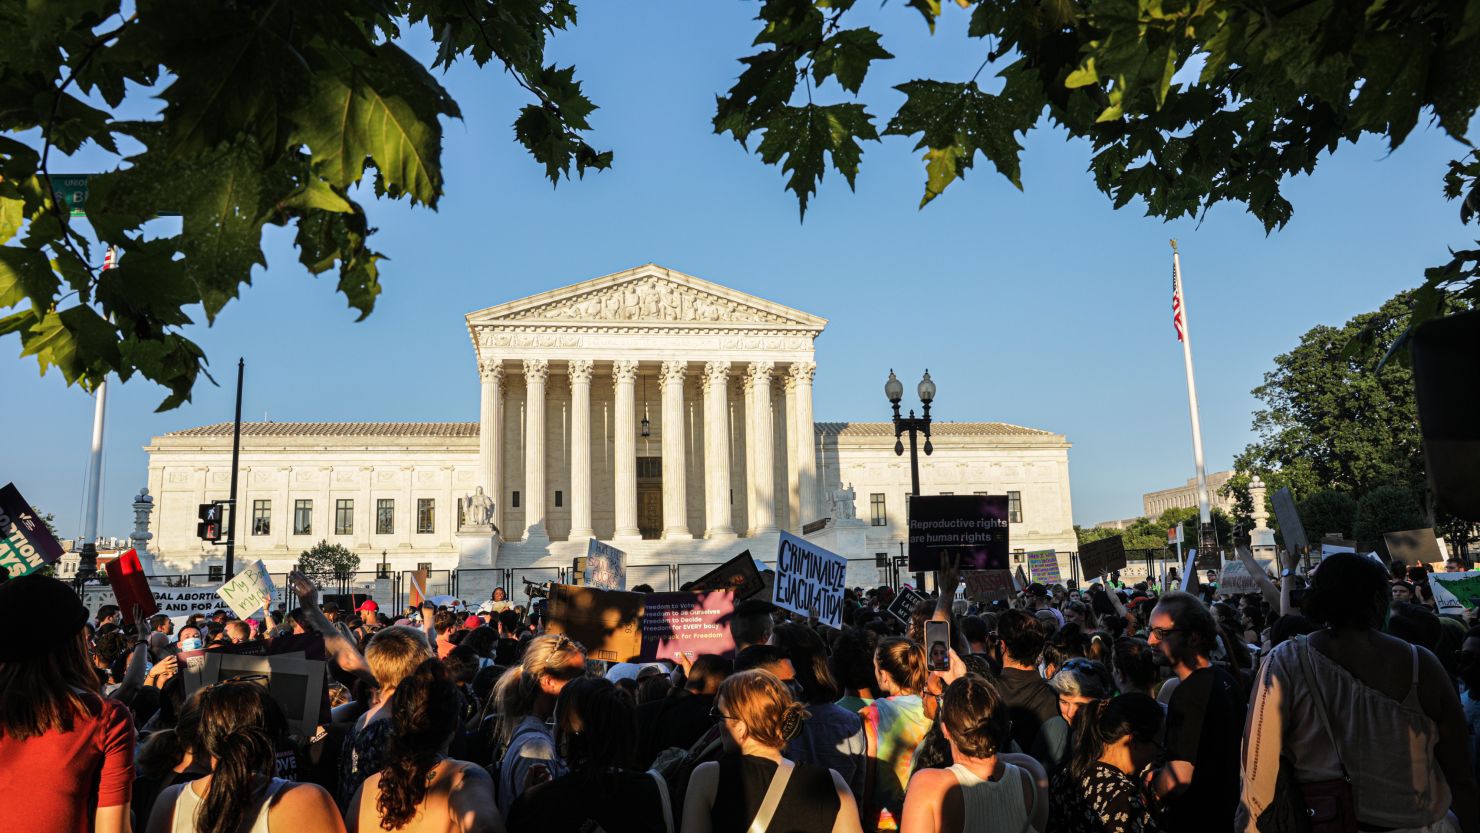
xmin=1171 ymin=240 xmax=1215 ymax=559
xmin=77 ymin=245 xmax=119 ymax=582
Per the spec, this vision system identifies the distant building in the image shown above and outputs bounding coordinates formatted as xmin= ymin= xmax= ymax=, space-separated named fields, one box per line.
xmin=1142 ymin=471 xmax=1235 ymax=517
xmin=1093 ymin=517 xmax=1141 ymax=530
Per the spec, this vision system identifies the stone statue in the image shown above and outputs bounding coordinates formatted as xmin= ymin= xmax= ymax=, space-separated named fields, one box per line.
xmin=831 ymin=483 xmax=857 ymax=521
xmin=462 ymin=486 xmax=494 ymax=528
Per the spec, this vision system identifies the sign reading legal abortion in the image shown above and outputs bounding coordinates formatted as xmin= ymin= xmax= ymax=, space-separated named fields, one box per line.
xmin=0 ymin=482 xmax=65 ymax=578
xmin=773 ymin=532 xmax=847 ymax=628
xmin=907 ymin=495 xmax=1010 ymax=572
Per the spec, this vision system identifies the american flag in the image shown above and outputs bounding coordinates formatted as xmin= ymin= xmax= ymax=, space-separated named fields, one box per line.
xmin=102 ymin=246 xmax=118 ymax=271
xmin=1171 ymin=262 xmax=1185 ymax=342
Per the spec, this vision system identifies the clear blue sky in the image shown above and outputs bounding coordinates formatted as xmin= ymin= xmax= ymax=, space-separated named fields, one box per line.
xmin=4 ymin=2 xmax=1471 ymax=540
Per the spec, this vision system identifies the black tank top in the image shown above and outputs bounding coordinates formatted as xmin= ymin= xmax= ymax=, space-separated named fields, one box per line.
xmin=711 ymin=753 xmax=841 ymax=833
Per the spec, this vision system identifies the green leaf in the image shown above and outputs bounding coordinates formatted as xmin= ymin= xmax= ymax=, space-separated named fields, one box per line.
xmin=18 ymin=305 xmax=119 ymax=387
xmin=0 ymin=247 xmax=59 ymax=309
xmin=907 ymin=0 xmax=943 ymax=32
xmin=714 ymin=49 xmax=802 ymax=145
xmin=811 ymin=28 xmax=893 ymax=94
xmin=755 ymin=103 xmax=879 ymax=220
xmin=884 ymin=80 xmax=1035 ymax=206
xmin=0 ymin=195 xmax=22 ymax=245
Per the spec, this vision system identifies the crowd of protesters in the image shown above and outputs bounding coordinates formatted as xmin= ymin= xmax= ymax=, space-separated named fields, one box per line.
xmin=2 ymin=542 xmax=1479 ymax=833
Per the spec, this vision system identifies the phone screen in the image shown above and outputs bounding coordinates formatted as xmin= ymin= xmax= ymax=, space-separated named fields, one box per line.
xmin=925 ymin=620 xmax=951 ymax=671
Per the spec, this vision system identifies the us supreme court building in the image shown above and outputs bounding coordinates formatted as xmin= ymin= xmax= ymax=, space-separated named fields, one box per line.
xmin=143 ymin=265 xmax=1077 ymax=593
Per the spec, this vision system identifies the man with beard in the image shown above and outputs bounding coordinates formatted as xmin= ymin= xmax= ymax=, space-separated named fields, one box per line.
xmin=1147 ymin=591 xmax=1245 ymax=833
xmin=1463 ymin=627 xmax=1480 ymax=773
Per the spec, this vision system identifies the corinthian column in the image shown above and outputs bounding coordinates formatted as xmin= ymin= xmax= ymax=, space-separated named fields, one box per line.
xmin=790 ymin=361 xmax=818 ymax=527
xmin=784 ymin=371 xmax=800 ymax=530
xmin=612 ymin=360 xmax=641 ymax=540
xmin=567 ymin=360 xmax=594 ymax=541
xmin=658 ymin=361 xmax=691 ymax=539
xmin=747 ymin=362 xmax=777 ymax=535
xmin=522 ymin=359 xmax=550 ymax=542
xmin=702 ymin=362 xmax=735 ymax=538
xmin=477 ymin=358 xmax=504 ymax=534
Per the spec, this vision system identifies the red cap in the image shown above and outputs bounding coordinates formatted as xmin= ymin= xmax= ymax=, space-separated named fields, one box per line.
xmin=464 ymin=615 xmax=481 ymax=630
xmin=357 ymin=600 xmax=379 ymax=612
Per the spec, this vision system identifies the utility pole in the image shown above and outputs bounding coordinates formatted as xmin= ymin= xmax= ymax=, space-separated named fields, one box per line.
xmin=224 ymin=359 xmax=244 ymax=578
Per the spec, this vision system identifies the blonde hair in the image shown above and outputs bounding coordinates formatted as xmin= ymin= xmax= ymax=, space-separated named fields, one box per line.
xmin=491 ymin=634 xmax=586 ymax=750
xmin=717 ymin=669 xmax=810 ymax=750
xmin=365 ymin=626 xmax=432 ymax=690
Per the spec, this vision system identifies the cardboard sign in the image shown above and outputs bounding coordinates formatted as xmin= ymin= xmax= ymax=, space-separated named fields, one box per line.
xmin=639 ymin=590 xmax=736 ymax=661
xmin=1014 ymin=564 xmax=1029 ymax=592
xmin=1217 ymin=560 xmax=1261 ymax=595
xmin=192 ymin=653 xmax=326 ymax=739
xmin=1383 ymin=528 xmax=1443 ymax=566
xmin=104 ymin=549 xmax=158 ymax=624
xmin=217 ymin=560 xmax=276 ymax=620
xmin=546 ymin=584 xmax=645 ymax=662
xmin=0 ymin=482 xmax=66 ymax=578
xmin=1271 ymin=487 xmax=1308 ymax=556
xmin=687 ymin=550 xmax=766 ymax=600
xmin=583 ymin=539 xmax=627 ymax=591
xmin=907 ymin=495 xmax=1010 ymax=571
xmin=1077 ymin=536 xmax=1128 ymax=581
xmin=408 ymin=568 xmax=429 ymax=607
xmin=1429 ymin=571 xmax=1480 ymax=613
xmin=1025 ymin=550 xmax=1061 ymax=585
xmin=964 ymin=569 xmax=1015 ymax=601
xmin=773 ymin=532 xmax=847 ymax=627
xmin=885 ymin=586 xmax=927 ymax=625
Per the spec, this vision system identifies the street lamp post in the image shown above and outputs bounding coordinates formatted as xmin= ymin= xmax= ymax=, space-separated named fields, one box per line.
xmin=886 ymin=369 xmax=936 ymax=588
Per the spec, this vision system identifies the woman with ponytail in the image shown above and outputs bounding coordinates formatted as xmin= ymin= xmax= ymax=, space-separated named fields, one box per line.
xmin=901 ymin=675 xmax=1047 ymax=833
xmin=1048 ymin=693 xmax=1164 ymax=833
xmin=346 ymin=659 xmax=500 ymax=833
xmin=859 ymin=637 xmax=933 ymax=831
xmin=145 ymin=679 xmax=343 ymax=833
xmin=489 ymin=633 xmax=587 ymax=818
xmin=681 ymin=669 xmax=862 ymax=833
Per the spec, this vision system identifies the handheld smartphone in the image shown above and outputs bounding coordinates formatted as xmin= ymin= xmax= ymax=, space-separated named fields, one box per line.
xmin=925 ymin=620 xmax=951 ymax=672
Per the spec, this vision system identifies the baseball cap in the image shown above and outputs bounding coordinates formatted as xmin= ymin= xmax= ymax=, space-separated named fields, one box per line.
xmin=357 ymin=600 xmax=379 ymax=612
xmin=1027 ymin=583 xmax=1049 ymax=598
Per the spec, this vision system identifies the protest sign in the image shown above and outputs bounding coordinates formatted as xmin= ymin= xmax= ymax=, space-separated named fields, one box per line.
xmin=1014 ymin=564 xmax=1029 ymax=592
xmin=1271 ymin=487 xmax=1308 ymax=556
xmin=1429 ymin=571 xmax=1480 ymax=613
xmin=1217 ymin=560 xmax=1261 ymax=594
xmin=217 ymin=560 xmax=276 ymax=620
xmin=964 ymin=570 xmax=1015 ymax=602
xmin=0 ymin=482 xmax=66 ymax=578
xmin=885 ymin=585 xmax=926 ymax=625
xmin=773 ymin=532 xmax=847 ymax=627
xmin=1383 ymin=528 xmax=1443 ymax=566
xmin=583 ymin=539 xmax=627 ymax=591
xmin=104 ymin=549 xmax=158 ymax=624
xmin=907 ymin=495 xmax=1010 ymax=571
xmin=546 ymin=584 xmax=645 ymax=662
xmin=1077 ymin=536 xmax=1128 ymax=581
xmin=639 ymin=590 xmax=736 ymax=661
xmin=1025 ymin=550 xmax=1061 ymax=585
xmin=193 ymin=653 xmax=326 ymax=738
xmin=688 ymin=550 xmax=766 ymax=600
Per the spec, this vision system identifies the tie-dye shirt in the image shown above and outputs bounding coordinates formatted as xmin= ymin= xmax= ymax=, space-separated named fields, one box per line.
xmin=860 ymin=694 xmax=930 ymax=831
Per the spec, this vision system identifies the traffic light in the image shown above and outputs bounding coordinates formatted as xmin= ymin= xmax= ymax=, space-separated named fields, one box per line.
xmin=197 ymin=503 xmax=222 ymax=542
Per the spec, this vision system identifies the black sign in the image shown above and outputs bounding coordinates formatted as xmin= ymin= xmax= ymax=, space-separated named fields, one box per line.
xmin=0 ymin=482 xmax=66 ymax=578
xmin=687 ymin=550 xmax=766 ymax=600
xmin=1077 ymin=535 xmax=1128 ymax=581
xmin=907 ymin=495 xmax=1010 ymax=572
xmin=886 ymin=586 xmax=926 ymax=625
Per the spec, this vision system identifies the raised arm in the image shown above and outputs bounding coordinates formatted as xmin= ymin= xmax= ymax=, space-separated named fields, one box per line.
xmin=112 ymin=642 xmax=150 ymax=701
xmin=288 ymin=570 xmax=375 ymax=687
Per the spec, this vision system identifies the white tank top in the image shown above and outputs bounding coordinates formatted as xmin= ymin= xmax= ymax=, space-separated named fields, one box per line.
xmin=170 ymin=777 xmax=290 ymax=833
xmin=946 ymin=762 xmax=1032 ymax=833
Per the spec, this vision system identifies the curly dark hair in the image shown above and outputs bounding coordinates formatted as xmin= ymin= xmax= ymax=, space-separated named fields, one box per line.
xmin=996 ymin=609 xmax=1046 ymax=664
xmin=377 ymin=659 xmax=461 ymax=830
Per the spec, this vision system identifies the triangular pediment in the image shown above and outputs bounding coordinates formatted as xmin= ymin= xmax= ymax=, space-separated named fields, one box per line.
xmin=465 ymin=264 xmax=827 ymax=329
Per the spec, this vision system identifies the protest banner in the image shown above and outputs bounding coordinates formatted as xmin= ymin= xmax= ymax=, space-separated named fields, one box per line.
xmin=546 ymin=584 xmax=645 ymax=662
xmin=154 ymin=585 xmax=226 ymax=622
xmin=1025 ymin=550 xmax=1061 ymax=585
xmin=1014 ymin=564 xmax=1029 ymax=592
xmin=1383 ymin=528 xmax=1444 ymax=566
xmin=217 ymin=560 xmax=276 ymax=620
xmin=0 ymin=482 xmax=66 ymax=578
xmin=1271 ymin=487 xmax=1308 ymax=557
xmin=964 ymin=570 xmax=1014 ymax=602
xmin=907 ymin=495 xmax=1010 ymax=571
xmin=104 ymin=549 xmax=158 ymax=624
xmin=1077 ymin=536 xmax=1128 ymax=581
xmin=772 ymin=532 xmax=847 ymax=627
xmin=1217 ymin=560 xmax=1261 ymax=594
xmin=1430 ymin=571 xmax=1480 ymax=614
xmin=688 ymin=550 xmax=766 ymax=600
xmin=583 ymin=539 xmax=627 ymax=591
xmin=885 ymin=585 xmax=926 ymax=625
xmin=639 ymin=590 xmax=736 ymax=661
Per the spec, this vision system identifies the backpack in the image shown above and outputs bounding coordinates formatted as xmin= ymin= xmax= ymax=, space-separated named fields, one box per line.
xmin=650 ymin=723 xmax=724 ymax=819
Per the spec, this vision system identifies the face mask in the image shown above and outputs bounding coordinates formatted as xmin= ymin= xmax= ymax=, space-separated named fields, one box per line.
xmin=178 ymin=637 xmax=202 ymax=652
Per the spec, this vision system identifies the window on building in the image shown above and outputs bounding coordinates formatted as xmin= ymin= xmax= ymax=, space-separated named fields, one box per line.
xmin=637 ymin=457 xmax=662 ymax=478
xmin=293 ymin=500 xmax=312 ymax=535
xmin=417 ymin=499 xmax=435 ymax=534
xmin=208 ymin=565 xmax=224 ymax=581
xmin=335 ymin=499 xmax=354 ymax=535
xmin=1008 ymin=491 xmax=1023 ymax=523
xmin=1013 ymin=548 xmax=1026 ymax=562
xmin=870 ymin=493 xmax=887 ymax=526
xmin=940 ymin=491 xmax=954 ymax=495
xmin=417 ymin=561 xmax=432 ymax=573
xmin=974 ymin=491 xmax=988 ymax=496
xmin=251 ymin=500 xmax=270 ymax=536
xmin=511 ymin=490 xmax=521 ymax=508
xmin=376 ymin=499 xmax=394 ymax=535
xmin=554 ymin=490 xmax=563 ymax=508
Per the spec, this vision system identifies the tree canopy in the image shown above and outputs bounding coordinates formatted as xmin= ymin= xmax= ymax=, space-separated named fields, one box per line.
xmin=297 ymin=539 xmax=361 ymax=584
xmin=3 ymin=0 xmax=1478 ymax=407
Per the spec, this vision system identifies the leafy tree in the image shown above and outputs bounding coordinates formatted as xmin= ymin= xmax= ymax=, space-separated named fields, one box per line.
xmin=1297 ymin=490 xmax=1358 ymax=542
xmin=5 ymin=0 xmax=1479 ymax=406
xmin=1351 ymin=482 xmax=1428 ymax=543
xmin=297 ymin=540 xmax=360 ymax=584
xmin=1156 ymin=506 xmax=1234 ymax=552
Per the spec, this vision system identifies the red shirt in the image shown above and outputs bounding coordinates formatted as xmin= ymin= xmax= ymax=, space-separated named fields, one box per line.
xmin=0 ymin=693 xmax=136 ymax=833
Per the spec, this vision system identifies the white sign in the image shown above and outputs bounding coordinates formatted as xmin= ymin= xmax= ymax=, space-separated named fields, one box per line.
xmin=584 ymin=539 xmax=627 ymax=591
xmin=82 ymin=584 xmax=225 ymax=624
xmin=1217 ymin=560 xmax=1261 ymax=595
xmin=217 ymin=560 xmax=276 ymax=620
xmin=773 ymin=531 xmax=847 ymax=628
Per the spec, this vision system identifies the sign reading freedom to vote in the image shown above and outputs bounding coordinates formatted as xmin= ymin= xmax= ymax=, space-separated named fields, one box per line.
xmin=773 ymin=532 xmax=847 ymax=628
xmin=0 ymin=482 xmax=65 ymax=578
xmin=907 ymin=495 xmax=1010 ymax=572
xmin=546 ymin=584 xmax=736 ymax=662
xmin=583 ymin=539 xmax=627 ymax=591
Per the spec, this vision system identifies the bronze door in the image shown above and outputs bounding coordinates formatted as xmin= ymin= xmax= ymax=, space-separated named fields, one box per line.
xmin=638 ymin=486 xmax=662 ymax=539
